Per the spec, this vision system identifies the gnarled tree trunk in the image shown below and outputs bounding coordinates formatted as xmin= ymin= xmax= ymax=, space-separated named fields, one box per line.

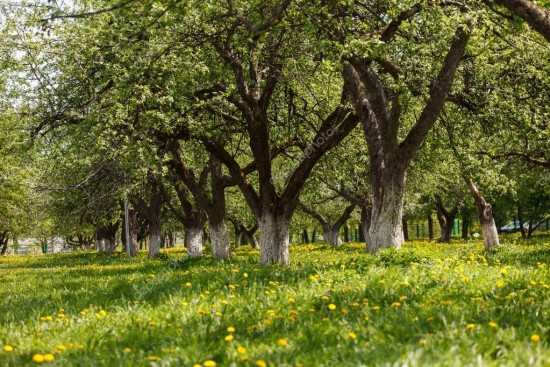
xmin=185 ymin=217 xmax=206 ymax=258
xmin=300 ymin=202 xmax=355 ymax=246
xmin=360 ymin=204 xmax=372 ymax=248
xmin=368 ymin=174 xmax=406 ymax=253
xmin=435 ymin=196 xmax=459 ymax=242
xmin=344 ymin=26 xmax=470 ymax=254
xmin=147 ymin=180 xmax=163 ymax=258
xmin=464 ymin=176 xmax=499 ymax=250
xmin=0 ymin=231 xmax=9 ymax=255
xmin=259 ymin=211 xmax=290 ymax=265
xmin=206 ymin=156 xmax=230 ymax=259
xmin=95 ymin=223 xmax=118 ymax=253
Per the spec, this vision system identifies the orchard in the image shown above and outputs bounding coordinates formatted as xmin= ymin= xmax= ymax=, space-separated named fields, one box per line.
xmin=0 ymin=0 xmax=549 ymax=366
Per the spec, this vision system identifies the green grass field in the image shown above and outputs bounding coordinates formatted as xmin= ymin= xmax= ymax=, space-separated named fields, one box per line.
xmin=2 ymin=235 xmax=550 ymax=366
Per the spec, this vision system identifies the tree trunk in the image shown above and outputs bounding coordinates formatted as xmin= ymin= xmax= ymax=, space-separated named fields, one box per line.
xmin=428 ymin=215 xmax=434 ymax=240
xmin=185 ymin=225 xmax=204 ymax=258
xmin=149 ymin=221 xmax=162 ymax=258
xmin=251 ymin=235 xmax=259 ymax=249
xmin=128 ymin=209 xmax=139 ymax=256
xmin=0 ymin=231 xmax=8 ymax=255
xmin=360 ymin=205 xmax=372 ymax=247
xmin=302 ymin=229 xmax=309 ymax=244
xmin=322 ymin=224 xmax=342 ymax=246
xmin=494 ymin=0 xmax=550 ymax=43
xmin=209 ymin=219 xmax=230 ymax=259
xmin=312 ymin=229 xmax=317 ymax=243
xmin=204 ymin=155 xmax=231 ymax=259
xmin=402 ymin=218 xmax=409 ymax=242
xmin=95 ymin=224 xmax=118 ymax=253
xmin=259 ymin=212 xmax=290 ymax=265
xmin=518 ymin=205 xmax=527 ymax=238
xmin=368 ymin=175 xmax=406 ymax=253
xmin=464 ymin=176 xmax=499 ymax=250
xmin=436 ymin=210 xmax=454 ymax=242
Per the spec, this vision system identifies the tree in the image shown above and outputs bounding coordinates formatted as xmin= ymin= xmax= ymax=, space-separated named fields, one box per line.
xmin=335 ymin=4 xmax=471 ymax=252
xmin=491 ymin=0 xmax=550 ymax=42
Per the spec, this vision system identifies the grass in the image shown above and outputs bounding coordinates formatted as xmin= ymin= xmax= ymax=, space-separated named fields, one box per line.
xmin=1 ymin=234 xmax=550 ymax=366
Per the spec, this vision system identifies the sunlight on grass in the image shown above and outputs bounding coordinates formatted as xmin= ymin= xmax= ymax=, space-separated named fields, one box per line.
xmin=1 ymin=234 xmax=550 ymax=366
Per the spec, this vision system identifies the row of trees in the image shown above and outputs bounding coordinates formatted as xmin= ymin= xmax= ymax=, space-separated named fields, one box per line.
xmin=0 ymin=0 xmax=548 ymax=263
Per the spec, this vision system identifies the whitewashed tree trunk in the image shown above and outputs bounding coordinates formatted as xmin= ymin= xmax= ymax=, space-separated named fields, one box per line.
xmin=259 ymin=213 xmax=290 ymax=265
xmin=463 ymin=176 xmax=499 ymax=251
xmin=148 ymin=224 xmax=161 ymax=258
xmin=185 ymin=227 xmax=203 ymax=258
xmin=360 ymin=205 xmax=372 ymax=248
xmin=322 ymin=225 xmax=342 ymax=246
xmin=251 ymin=235 xmax=259 ymax=249
xmin=209 ymin=220 xmax=230 ymax=259
xmin=368 ymin=179 xmax=405 ymax=254
xmin=481 ymin=220 xmax=500 ymax=250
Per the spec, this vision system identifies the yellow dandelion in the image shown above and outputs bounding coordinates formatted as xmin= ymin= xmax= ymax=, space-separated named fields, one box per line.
xmin=225 ymin=335 xmax=234 ymax=342
xmin=390 ymin=302 xmax=401 ymax=308
xmin=148 ymin=356 xmax=158 ymax=361
xmin=227 ymin=326 xmax=236 ymax=333
xmin=204 ymin=360 xmax=217 ymax=367
xmin=237 ymin=346 xmax=247 ymax=354
xmin=43 ymin=354 xmax=55 ymax=362
xmin=277 ymin=338 xmax=288 ymax=347
xmin=4 ymin=345 xmax=13 ymax=352
xmin=488 ymin=322 xmax=498 ymax=328
xmin=185 ymin=282 xmax=192 ymax=287
xmin=256 ymin=360 xmax=267 ymax=367
xmin=399 ymin=296 xmax=408 ymax=301
xmin=32 ymin=354 xmax=44 ymax=363
xmin=531 ymin=334 xmax=541 ymax=343
xmin=419 ymin=339 xmax=427 ymax=346
xmin=372 ymin=306 xmax=380 ymax=311
xmin=466 ymin=323 xmax=476 ymax=330
xmin=348 ymin=332 xmax=357 ymax=340
xmin=243 ymin=273 xmax=248 ymax=278
xmin=124 ymin=348 xmax=132 ymax=353
xmin=328 ymin=304 xmax=336 ymax=310
xmin=496 ymin=281 xmax=504 ymax=288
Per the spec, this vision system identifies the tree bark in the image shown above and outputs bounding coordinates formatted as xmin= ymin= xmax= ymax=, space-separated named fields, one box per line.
xmin=147 ymin=180 xmax=163 ymax=258
xmin=518 ymin=205 xmax=527 ymax=238
xmin=344 ymin=26 xmax=470 ymax=254
xmin=185 ymin=219 xmax=205 ymax=258
xmin=360 ymin=204 xmax=372 ymax=247
xmin=128 ymin=208 xmax=139 ymax=256
xmin=206 ymin=156 xmax=231 ymax=259
xmin=463 ymin=176 xmax=500 ymax=250
xmin=209 ymin=219 xmax=230 ymax=258
xmin=493 ymin=0 xmax=550 ymax=42
xmin=302 ymin=229 xmax=309 ymax=244
xmin=299 ymin=202 xmax=355 ymax=246
xmin=95 ymin=223 xmax=118 ymax=253
xmin=259 ymin=212 xmax=290 ymax=265
xmin=322 ymin=224 xmax=342 ymax=246
xmin=435 ymin=196 xmax=459 ymax=242
xmin=0 ymin=231 xmax=9 ymax=255
xmin=368 ymin=174 xmax=406 ymax=253
xmin=344 ymin=225 xmax=349 ymax=243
